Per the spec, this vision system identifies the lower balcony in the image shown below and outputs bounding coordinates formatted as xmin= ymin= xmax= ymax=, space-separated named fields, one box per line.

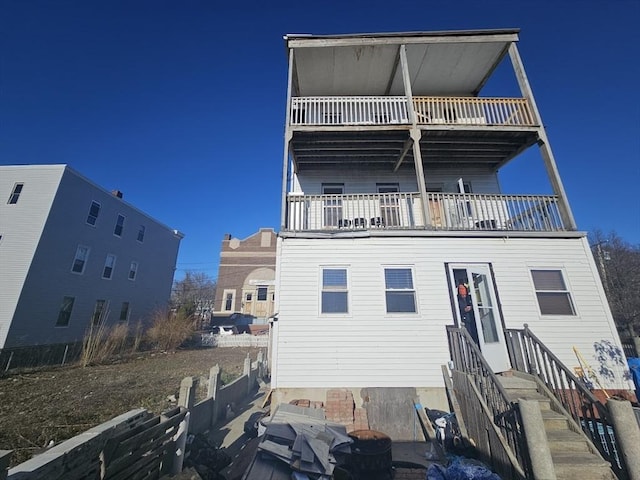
xmin=285 ymin=192 xmax=567 ymax=233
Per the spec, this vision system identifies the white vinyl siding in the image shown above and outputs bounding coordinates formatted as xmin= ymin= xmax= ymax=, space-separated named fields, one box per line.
xmin=274 ymin=236 xmax=622 ymax=390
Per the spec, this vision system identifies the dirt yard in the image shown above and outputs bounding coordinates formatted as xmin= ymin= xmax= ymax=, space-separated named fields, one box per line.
xmin=0 ymin=346 xmax=260 ymax=467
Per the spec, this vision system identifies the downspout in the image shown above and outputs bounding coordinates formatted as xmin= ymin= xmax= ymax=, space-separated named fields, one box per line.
xmin=508 ymin=42 xmax=577 ymax=231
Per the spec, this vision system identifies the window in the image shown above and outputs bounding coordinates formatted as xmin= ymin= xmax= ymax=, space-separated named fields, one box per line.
xmin=257 ymin=286 xmax=268 ymax=301
xmin=71 ymin=245 xmax=90 ymax=274
xmin=384 ymin=268 xmax=417 ymax=313
xmin=102 ymin=254 xmax=116 ymax=279
xmin=92 ymin=299 xmax=106 ymax=325
xmin=137 ymin=225 xmax=146 ymax=242
xmin=7 ymin=183 xmax=24 ymax=204
xmin=128 ymin=261 xmax=138 ymax=280
xmin=531 ymin=270 xmax=576 ymax=315
xmin=114 ymin=214 xmax=125 ymax=237
xmin=86 ymin=201 xmax=101 ymax=226
xmin=56 ymin=296 xmax=75 ymax=327
xmin=322 ymin=184 xmax=344 ymax=227
xmin=223 ymin=290 xmax=236 ymax=312
xmin=119 ymin=302 xmax=130 ymax=322
xmin=245 ymin=293 xmax=252 ymax=301
xmin=321 ymin=268 xmax=348 ymax=313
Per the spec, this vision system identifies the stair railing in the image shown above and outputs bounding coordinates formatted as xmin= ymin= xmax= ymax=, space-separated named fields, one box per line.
xmin=446 ymin=326 xmax=530 ymax=477
xmin=505 ymin=324 xmax=626 ymax=477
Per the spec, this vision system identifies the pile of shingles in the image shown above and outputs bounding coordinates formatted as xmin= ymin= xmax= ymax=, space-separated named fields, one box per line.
xmin=255 ymin=403 xmax=353 ymax=478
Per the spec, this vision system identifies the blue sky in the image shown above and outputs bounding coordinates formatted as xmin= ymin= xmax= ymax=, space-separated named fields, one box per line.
xmin=2 ymin=0 xmax=639 ymax=280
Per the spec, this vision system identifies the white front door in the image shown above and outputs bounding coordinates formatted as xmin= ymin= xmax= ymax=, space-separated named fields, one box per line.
xmin=449 ymin=264 xmax=511 ymax=373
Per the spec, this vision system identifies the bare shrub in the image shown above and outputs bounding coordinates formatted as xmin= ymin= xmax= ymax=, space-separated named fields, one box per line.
xmin=131 ymin=321 xmax=144 ymax=353
xmin=145 ymin=309 xmax=196 ymax=351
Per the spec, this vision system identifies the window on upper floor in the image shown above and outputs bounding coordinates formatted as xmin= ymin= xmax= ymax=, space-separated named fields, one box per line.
xmin=71 ymin=245 xmax=90 ymax=274
xmin=114 ymin=214 xmax=125 ymax=237
xmin=92 ymin=299 xmax=106 ymax=325
xmin=102 ymin=254 xmax=116 ymax=279
xmin=128 ymin=261 xmax=138 ymax=281
xmin=531 ymin=269 xmax=576 ymax=315
xmin=384 ymin=267 xmax=417 ymax=313
xmin=119 ymin=302 xmax=130 ymax=322
xmin=87 ymin=201 xmax=101 ymax=226
xmin=7 ymin=183 xmax=24 ymax=204
xmin=257 ymin=286 xmax=268 ymax=301
xmin=137 ymin=225 xmax=146 ymax=242
xmin=55 ymin=296 xmax=75 ymax=327
xmin=321 ymin=268 xmax=348 ymax=314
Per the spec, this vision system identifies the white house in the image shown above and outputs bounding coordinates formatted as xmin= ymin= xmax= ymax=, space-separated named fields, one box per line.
xmin=0 ymin=164 xmax=183 ymax=366
xmin=271 ymin=29 xmax=629 ymax=408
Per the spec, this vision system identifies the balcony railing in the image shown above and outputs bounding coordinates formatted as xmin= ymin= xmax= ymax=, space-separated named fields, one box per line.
xmin=413 ymin=96 xmax=536 ymax=126
xmin=289 ymin=96 xmax=536 ymax=127
xmin=285 ymin=192 xmax=566 ymax=232
xmin=290 ymin=96 xmax=409 ymax=126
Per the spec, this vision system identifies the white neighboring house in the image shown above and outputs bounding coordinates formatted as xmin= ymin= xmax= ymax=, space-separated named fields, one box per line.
xmin=271 ymin=29 xmax=630 ymax=408
xmin=0 ymin=164 xmax=183 ymax=364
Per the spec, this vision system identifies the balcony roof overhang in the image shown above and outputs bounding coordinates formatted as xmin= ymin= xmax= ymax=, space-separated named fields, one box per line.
xmin=290 ymin=128 xmax=539 ymax=173
xmin=285 ymin=29 xmax=519 ymax=97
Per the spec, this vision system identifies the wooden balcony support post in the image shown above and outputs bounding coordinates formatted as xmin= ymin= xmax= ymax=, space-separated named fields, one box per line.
xmin=508 ymin=43 xmax=577 ymax=230
xmin=399 ymin=44 xmax=416 ymax=125
xmin=410 ymin=128 xmax=431 ymax=226
xmin=281 ymin=47 xmax=295 ymax=230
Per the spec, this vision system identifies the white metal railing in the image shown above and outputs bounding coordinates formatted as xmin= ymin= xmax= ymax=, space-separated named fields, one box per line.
xmin=413 ymin=96 xmax=536 ymax=126
xmin=287 ymin=192 xmax=424 ymax=231
xmin=290 ymin=96 xmax=409 ymax=125
xmin=289 ymin=96 xmax=536 ymax=127
xmin=285 ymin=192 xmax=565 ymax=232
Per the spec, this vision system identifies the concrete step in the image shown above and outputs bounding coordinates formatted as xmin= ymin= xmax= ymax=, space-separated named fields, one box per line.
xmin=546 ymin=429 xmax=591 ymax=453
xmin=552 ymin=452 xmax=614 ymax=480
xmin=505 ymin=391 xmax=552 ymax=409
xmin=541 ymin=409 xmax=570 ymax=431
xmin=497 ymin=376 xmax=538 ymax=390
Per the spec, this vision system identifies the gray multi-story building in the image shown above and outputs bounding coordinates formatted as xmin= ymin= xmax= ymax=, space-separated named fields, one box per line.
xmin=0 ymin=164 xmax=183 ymax=364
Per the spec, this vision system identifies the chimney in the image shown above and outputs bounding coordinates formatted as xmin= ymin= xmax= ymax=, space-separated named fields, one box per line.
xmin=111 ymin=190 xmax=123 ymax=199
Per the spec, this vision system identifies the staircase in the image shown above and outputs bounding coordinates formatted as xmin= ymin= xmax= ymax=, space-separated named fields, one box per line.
xmin=499 ymin=374 xmax=615 ymax=480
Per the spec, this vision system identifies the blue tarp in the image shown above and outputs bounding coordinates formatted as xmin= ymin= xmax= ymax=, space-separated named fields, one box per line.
xmin=628 ymin=357 xmax=640 ymax=396
xmin=427 ymin=456 xmax=502 ymax=480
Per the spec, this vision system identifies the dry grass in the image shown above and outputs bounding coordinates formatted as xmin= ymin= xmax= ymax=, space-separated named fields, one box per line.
xmin=145 ymin=309 xmax=197 ymax=351
xmin=79 ymin=307 xmax=131 ymax=367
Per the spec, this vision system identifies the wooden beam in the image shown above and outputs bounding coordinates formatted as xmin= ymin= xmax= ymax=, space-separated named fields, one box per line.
xmin=393 ymin=137 xmax=414 ymax=172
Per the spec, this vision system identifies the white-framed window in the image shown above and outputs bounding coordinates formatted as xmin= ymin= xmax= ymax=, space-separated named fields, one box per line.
xmin=137 ymin=225 xmax=146 ymax=242
xmin=119 ymin=302 xmax=130 ymax=322
xmin=92 ymin=299 xmax=107 ymax=325
xmin=71 ymin=245 xmax=90 ymax=274
xmin=86 ymin=201 xmax=101 ymax=226
xmin=102 ymin=254 xmax=116 ymax=279
xmin=321 ymin=267 xmax=349 ymax=314
xmin=114 ymin=214 xmax=125 ymax=237
xmin=384 ymin=267 xmax=417 ymax=313
xmin=7 ymin=183 xmax=24 ymax=204
xmin=128 ymin=261 xmax=138 ymax=281
xmin=257 ymin=286 xmax=268 ymax=301
xmin=55 ymin=296 xmax=75 ymax=327
xmin=222 ymin=289 xmax=236 ymax=312
xmin=531 ymin=269 xmax=576 ymax=315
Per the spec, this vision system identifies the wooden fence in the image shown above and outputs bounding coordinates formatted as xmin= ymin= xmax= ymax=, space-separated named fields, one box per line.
xmin=2 ymin=352 xmax=267 ymax=480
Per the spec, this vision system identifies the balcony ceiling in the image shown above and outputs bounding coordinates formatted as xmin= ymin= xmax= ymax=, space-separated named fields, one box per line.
xmin=290 ymin=129 xmax=538 ymax=172
xmin=286 ymin=29 xmax=518 ymax=97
